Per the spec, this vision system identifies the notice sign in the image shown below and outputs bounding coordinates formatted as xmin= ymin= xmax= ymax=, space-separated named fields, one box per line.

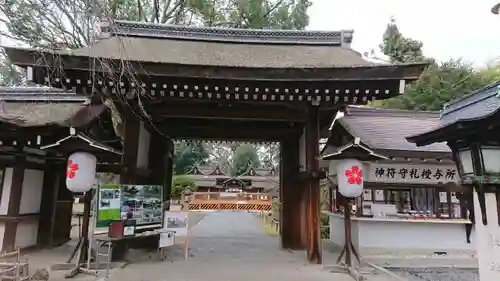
xmin=97 ymin=184 xmax=122 ymax=222
xmin=163 ymin=211 xmax=188 ymax=237
xmin=95 ymin=184 xmax=163 ymax=227
xmin=162 ymin=211 xmax=189 ymax=259
xmin=367 ymin=163 xmax=458 ymax=184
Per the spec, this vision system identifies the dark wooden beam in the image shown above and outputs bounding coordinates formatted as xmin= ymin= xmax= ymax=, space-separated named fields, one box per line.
xmin=147 ymin=103 xmax=306 ymax=122
xmin=3 ymin=154 xmax=25 ymax=252
xmin=157 ymin=123 xmax=299 ymax=141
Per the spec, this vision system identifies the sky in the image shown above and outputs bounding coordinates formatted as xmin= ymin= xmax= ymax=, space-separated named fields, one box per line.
xmin=308 ymin=0 xmax=500 ymax=67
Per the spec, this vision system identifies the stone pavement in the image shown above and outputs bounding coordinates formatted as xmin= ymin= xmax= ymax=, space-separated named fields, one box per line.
xmin=98 ymin=212 xmax=394 ymax=281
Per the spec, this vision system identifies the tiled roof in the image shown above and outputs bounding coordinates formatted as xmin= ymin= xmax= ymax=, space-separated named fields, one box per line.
xmin=406 ymin=81 xmax=500 ymax=144
xmin=71 ymin=35 xmax=375 ymax=69
xmin=101 ymin=20 xmax=353 ymax=46
xmin=336 ymin=106 xmax=450 ymax=153
xmin=46 ymin=19 xmax=376 ymax=69
xmin=439 ymin=81 xmax=500 ymax=126
xmin=0 ymin=87 xmax=105 ymax=127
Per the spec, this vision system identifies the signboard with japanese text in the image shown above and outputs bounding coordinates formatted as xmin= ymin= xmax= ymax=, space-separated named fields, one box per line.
xmin=367 ymin=163 xmax=458 ymax=184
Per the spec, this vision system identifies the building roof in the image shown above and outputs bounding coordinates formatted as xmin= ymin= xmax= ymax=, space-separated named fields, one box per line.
xmin=407 ymin=81 xmax=500 ymax=146
xmin=186 ymin=164 xmax=278 ymax=177
xmin=78 ymin=19 xmax=370 ymax=68
xmin=2 ymin=19 xmax=427 ymax=82
xmin=0 ymin=86 xmax=106 ymax=127
xmin=441 ymin=81 xmax=500 ymax=125
xmin=329 ymin=106 xmax=450 ymax=155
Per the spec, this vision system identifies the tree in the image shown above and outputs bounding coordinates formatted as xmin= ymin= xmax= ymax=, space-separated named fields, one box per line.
xmin=0 ymin=0 xmax=313 ymax=139
xmin=377 ymin=59 xmax=491 ymax=111
xmin=171 ymin=175 xmax=196 ymax=198
xmin=379 ymin=17 xmax=426 ymax=64
xmin=0 ymin=57 xmax=23 ymax=86
xmin=372 ymin=18 xmax=498 ymax=111
xmin=258 ymin=143 xmax=280 ymax=169
xmin=173 ymin=141 xmax=210 ymax=174
xmin=0 ymin=0 xmax=312 ymax=51
xmin=231 ymin=143 xmax=260 ymax=176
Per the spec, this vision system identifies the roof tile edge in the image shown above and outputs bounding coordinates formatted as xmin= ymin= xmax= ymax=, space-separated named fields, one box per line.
xmin=345 ymin=105 xmax=440 ymax=119
xmin=441 ymin=80 xmax=500 ymax=117
xmin=98 ymin=18 xmax=351 ymax=46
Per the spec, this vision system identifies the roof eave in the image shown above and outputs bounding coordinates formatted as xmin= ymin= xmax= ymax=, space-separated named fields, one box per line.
xmin=2 ymin=46 xmax=428 ymax=81
xmin=319 ymin=138 xmax=388 ymax=161
xmin=407 ymin=109 xmax=500 ymax=146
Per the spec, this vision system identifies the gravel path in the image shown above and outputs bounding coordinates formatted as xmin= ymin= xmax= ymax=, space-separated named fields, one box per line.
xmin=100 ymin=212 xmax=392 ymax=281
xmin=389 ymin=268 xmax=479 ymax=281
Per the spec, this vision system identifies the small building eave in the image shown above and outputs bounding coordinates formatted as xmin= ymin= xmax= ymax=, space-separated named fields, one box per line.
xmin=40 ymin=128 xmax=122 ymax=156
xmin=406 ymin=110 xmax=500 ymax=147
xmin=319 ymin=137 xmax=388 ymax=161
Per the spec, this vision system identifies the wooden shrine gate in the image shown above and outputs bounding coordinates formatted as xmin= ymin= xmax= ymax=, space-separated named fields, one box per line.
xmin=3 ymin=19 xmax=426 ymax=263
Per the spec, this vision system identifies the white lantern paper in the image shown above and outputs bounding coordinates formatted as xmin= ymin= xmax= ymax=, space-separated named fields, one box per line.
xmin=336 ymin=159 xmax=364 ymax=198
xmin=66 ymin=152 xmax=97 ymax=193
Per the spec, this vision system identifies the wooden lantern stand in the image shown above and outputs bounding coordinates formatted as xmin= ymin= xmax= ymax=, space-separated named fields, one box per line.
xmin=321 ymin=138 xmax=388 ymax=281
xmin=40 ymin=129 xmax=123 ymax=278
xmin=64 ymin=191 xmax=96 ymax=278
xmin=50 ymin=191 xmax=96 ymax=278
xmin=333 ymin=199 xmax=362 ymax=280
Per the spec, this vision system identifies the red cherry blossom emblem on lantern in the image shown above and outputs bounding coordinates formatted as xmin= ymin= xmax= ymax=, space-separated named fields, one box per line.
xmin=67 ymin=160 xmax=80 ymax=179
xmin=344 ymin=165 xmax=363 ymax=185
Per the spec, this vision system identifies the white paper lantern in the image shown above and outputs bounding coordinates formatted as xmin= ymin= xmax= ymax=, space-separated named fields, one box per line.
xmin=66 ymin=152 xmax=97 ymax=193
xmin=337 ymin=159 xmax=364 ymax=198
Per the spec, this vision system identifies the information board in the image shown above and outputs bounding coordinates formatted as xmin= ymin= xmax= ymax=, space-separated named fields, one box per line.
xmin=162 ymin=211 xmax=189 ymax=259
xmin=96 ymin=184 xmax=163 ymax=227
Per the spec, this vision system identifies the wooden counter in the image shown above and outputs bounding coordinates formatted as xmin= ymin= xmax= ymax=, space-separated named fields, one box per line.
xmin=323 ymin=211 xmax=475 ymax=253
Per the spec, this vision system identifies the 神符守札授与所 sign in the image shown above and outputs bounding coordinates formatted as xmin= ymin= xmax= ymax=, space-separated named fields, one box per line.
xmin=367 ymin=163 xmax=458 ymax=184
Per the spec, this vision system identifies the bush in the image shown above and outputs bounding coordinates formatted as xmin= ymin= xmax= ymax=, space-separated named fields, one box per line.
xmin=171 ymin=175 xmax=196 ymax=199
xmin=320 ymin=214 xmax=330 ymax=239
xmin=271 ymin=199 xmax=281 ymax=221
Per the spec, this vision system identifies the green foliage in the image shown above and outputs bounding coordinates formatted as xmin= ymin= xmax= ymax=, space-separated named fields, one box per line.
xmin=380 ymin=17 xmax=426 ymax=64
xmin=231 ymin=143 xmax=260 ymax=176
xmin=173 ymin=141 xmax=210 ymax=174
xmin=320 ymin=214 xmax=329 ymax=239
xmin=171 ymin=175 xmax=196 ymax=198
xmin=0 ymin=0 xmax=312 ymax=49
xmin=260 ymin=142 xmax=280 ymax=169
xmin=372 ymin=18 xmax=499 ymax=111
xmin=271 ymin=198 xmax=281 ymax=221
xmin=0 ymin=58 xmax=23 ymax=86
xmin=186 ymin=0 xmax=311 ymax=29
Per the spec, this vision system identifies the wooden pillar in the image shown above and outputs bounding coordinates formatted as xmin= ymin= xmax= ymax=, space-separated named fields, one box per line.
xmin=305 ymin=105 xmax=322 ymax=264
xmin=2 ymin=156 xmax=25 ymax=252
xmin=37 ymin=159 xmax=60 ymax=247
xmin=114 ymin=110 xmax=141 ymax=260
xmin=164 ymin=139 xmax=174 ymax=205
xmin=120 ymin=110 xmax=141 ymax=184
xmin=53 ymin=169 xmax=73 ymax=246
xmin=280 ymin=135 xmax=304 ymax=249
xmin=146 ymin=133 xmax=173 ymax=210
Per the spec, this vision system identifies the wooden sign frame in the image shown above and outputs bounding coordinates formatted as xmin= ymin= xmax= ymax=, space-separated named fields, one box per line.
xmin=162 ymin=210 xmax=189 ymax=259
